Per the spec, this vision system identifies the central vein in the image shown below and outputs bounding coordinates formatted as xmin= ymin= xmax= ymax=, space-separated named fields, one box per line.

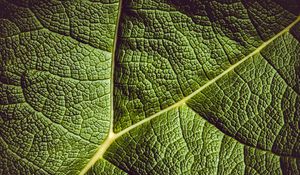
xmin=79 ymin=15 xmax=300 ymax=175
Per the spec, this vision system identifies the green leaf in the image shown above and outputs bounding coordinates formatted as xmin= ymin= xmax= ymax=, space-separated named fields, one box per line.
xmin=0 ymin=0 xmax=299 ymax=174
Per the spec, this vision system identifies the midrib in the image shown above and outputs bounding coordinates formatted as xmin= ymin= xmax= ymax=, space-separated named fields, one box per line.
xmin=79 ymin=15 xmax=300 ymax=175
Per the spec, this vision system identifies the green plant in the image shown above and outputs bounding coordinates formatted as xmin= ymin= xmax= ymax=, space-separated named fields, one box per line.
xmin=0 ymin=0 xmax=299 ymax=174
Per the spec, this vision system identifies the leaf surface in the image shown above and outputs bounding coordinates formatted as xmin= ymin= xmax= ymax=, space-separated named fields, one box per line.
xmin=0 ymin=0 xmax=300 ymax=174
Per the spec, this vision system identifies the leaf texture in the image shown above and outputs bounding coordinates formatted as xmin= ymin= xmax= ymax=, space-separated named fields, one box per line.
xmin=0 ymin=0 xmax=300 ymax=174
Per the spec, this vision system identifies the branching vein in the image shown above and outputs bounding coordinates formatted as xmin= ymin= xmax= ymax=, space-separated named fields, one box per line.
xmin=79 ymin=15 xmax=300 ymax=175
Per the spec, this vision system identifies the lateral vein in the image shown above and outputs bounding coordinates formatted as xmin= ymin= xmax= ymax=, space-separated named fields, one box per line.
xmin=116 ymin=15 xmax=300 ymax=138
xmin=79 ymin=15 xmax=300 ymax=175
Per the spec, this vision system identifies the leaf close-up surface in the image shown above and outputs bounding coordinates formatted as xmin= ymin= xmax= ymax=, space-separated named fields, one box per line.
xmin=0 ymin=0 xmax=300 ymax=174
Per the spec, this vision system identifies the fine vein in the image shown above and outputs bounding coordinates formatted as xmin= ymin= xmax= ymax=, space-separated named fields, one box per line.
xmin=79 ymin=15 xmax=300 ymax=175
